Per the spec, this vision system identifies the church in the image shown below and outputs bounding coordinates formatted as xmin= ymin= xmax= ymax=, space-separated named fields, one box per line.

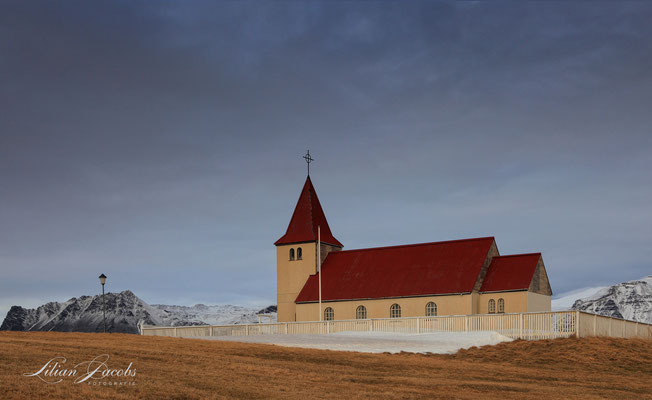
xmin=275 ymin=175 xmax=552 ymax=323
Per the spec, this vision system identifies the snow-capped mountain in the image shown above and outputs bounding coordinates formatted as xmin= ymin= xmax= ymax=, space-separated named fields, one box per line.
xmin=559 ymin=276 xmax=652 ymax=324
xmin=0 ymin=290 xmax=276 ymax=334
xmin=153 ymin=303 xmax=277 ymax=326
xmin=0 ymin=290 xmax=162 ymax=334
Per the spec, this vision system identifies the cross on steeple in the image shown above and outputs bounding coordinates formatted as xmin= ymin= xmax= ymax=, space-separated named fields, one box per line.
xmin=303 ymin=150 xmax=314 ymax=175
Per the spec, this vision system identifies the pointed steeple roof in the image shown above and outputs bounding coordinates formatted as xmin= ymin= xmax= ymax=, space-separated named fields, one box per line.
xmin=275 ymin=176 xmax=343 ymax=247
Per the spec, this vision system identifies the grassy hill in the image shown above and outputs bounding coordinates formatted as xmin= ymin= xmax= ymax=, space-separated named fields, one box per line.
xmin=1 ymin=331 xmax=651 ymax=399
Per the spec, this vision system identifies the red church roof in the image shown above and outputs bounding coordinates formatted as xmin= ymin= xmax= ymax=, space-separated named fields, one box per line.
xmin=275 ymin=176 xmax=343 ymax=247
xmin=480 ymin=253 xmax=541 ymax=292
xmin=295 ymin=237 xmax=496 ymax=303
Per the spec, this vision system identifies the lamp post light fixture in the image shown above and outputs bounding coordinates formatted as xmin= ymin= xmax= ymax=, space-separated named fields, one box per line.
xmin=99 ymin=274 xmax=107 ymax=333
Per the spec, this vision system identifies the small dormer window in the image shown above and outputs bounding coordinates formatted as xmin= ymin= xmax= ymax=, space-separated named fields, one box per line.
xmin=289 ymin=248 xmax=295 ymax=261
xmin=297 ymin=247 xmax=302 ymax=260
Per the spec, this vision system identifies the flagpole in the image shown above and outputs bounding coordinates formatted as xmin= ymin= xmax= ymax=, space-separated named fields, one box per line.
xmin=318 ymin=226 xmax=322 ymax=322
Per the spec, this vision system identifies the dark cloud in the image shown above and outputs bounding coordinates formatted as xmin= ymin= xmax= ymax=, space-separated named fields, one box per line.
xmin=1 ymin=1 xmax=651 ymax=317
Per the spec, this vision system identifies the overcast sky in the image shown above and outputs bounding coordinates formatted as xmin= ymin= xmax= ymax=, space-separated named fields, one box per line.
xmin=1 ymin=1 xmax=651 ymax=320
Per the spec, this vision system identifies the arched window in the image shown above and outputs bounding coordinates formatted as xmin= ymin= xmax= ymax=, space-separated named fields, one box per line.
xmin=426 ymin=302 xmax=437 ymax=317
xmin=488 ymin=299 xmax=496 ymax=314
xmin=390 ymin=303 xmax=401 ymax=318
xmin=324 ymin=307 xmax=334 ymax=321
xmin=289 ymin=248 xmax=295 ymax=261
xmin=356 ymin=305 xmax=367 ymax=319
xmin=498 ymin=298 xmax=505 ymax=314
xmin=296 ymin=247 xmax=302 ymax=260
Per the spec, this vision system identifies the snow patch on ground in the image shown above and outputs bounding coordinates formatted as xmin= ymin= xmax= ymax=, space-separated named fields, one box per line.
xmin=194 ymin=330 xmax=512 ymax=354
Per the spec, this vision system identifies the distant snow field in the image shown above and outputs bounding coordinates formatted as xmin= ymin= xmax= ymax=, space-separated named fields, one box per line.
xmin=551 ymin=286 xmax=608 ymax=310
xmin=194 ymin=331 xmax=513 ymax=354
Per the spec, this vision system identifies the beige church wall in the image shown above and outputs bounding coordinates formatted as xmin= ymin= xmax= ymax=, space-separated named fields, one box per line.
xmin=291 ymin=290 xmax=551 ymax=322
xmin=295 ymin=294 xmax=474 ymax=322
xmin=277 ymin=243 xmax=318 ymax=322
xmin=470 ymin=291 xmax=480 ymax=314
xmin=476 ymin=291 xmax=529 ymax=314
xmin=527 ymin=291 xmax=551 ymax=312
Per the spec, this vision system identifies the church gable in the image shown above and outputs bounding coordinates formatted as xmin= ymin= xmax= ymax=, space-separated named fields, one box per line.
xmin=479 ymin=253 xmax=544 ymax=293
xmin=472 ymin=239 xmax=500 ymax=292
xmin=528 ymin=257 xmax=553 ymax=296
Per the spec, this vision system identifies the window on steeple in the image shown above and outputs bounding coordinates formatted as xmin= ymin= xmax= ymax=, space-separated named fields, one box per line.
xmin=297 ymin=247 xmax=302 ymax=260
xmin=289 ymin=248 xmax=295 ymax=261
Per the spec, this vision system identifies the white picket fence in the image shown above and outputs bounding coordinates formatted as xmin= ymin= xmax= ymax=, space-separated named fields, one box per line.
xmin=141 ymin=310 xmax=652 ymax=341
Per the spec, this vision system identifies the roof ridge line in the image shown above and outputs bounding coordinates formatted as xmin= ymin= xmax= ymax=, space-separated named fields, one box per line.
xmin=333 ymin=236 xmax=496 ymax=254
xmin=493 ymin=253 xmax=541 ymax=259
xmin=307 ymin=177 xmax=316 ymax=241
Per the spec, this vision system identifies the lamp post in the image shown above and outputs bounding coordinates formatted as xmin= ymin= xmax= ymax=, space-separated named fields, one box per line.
xmin=98 ymin=274 xmax=107 ymax=333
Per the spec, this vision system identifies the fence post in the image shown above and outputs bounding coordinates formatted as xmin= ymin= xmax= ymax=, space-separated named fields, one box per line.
xmin=210 ymin=326 xmax=213 ymax=336
xmin=575 ymin=311 xmax=580 ymax=338
xmin=464 ymin=315 xmax=468 ymax=332
xmin=327 ymin=321 xmax=331 ymax=334
xmin=593 ymin=314 xmax=597 ymax=336
xmin=285 ymin=323 xmax=288 ymax=335
xmin=417 ymin=317 xmax=420 ymax=334
xmin=519 ymin=313 xmax=523 ymax=339
xmin=246 ymin=324 xmax=249 ymax=336
xmin=369 ymin=319 xmax=373 ymax=332
xmin=609 ymin=318 xmax=612 ymax=336
xmin=174 ymin=327 xmax=178 ymax=337
xmin=636 ymin=322 xmax=638 ymax=338
xmin=620 ymin=319 xmax=627 ymax=337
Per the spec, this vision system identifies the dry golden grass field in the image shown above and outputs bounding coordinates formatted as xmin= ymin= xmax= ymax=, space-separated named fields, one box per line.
xmin=1 ymin=331 xmax=651 ymax=399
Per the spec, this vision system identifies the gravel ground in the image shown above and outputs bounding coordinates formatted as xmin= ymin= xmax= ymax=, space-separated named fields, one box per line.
xmin=192 ymin=330 xmax=513 ymax=354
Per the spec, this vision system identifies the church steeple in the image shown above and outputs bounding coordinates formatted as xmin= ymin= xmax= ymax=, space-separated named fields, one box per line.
xmin=275 ymin=172 xmax=343 ymax=322
xmin=275 ymin=176 xmax=342 ymax=247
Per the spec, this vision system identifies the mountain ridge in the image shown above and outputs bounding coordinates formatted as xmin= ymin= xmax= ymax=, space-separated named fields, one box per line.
xmin=570 ymin=276 xmax=652 ymax=323
xmin=0 ymin=290 xmax=276 ymax=334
